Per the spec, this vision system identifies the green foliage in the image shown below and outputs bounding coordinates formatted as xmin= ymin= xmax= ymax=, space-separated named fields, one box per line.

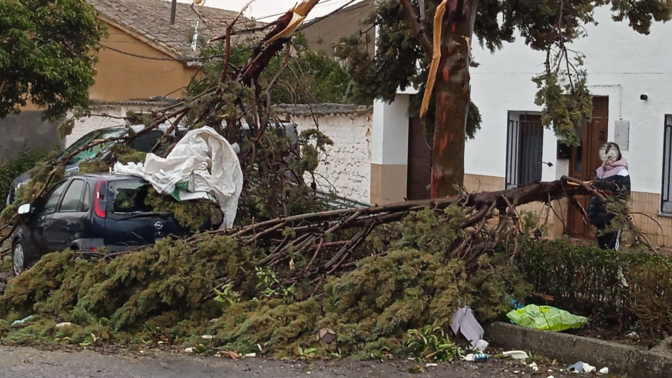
xmin=189 ymin=33 xmax=358 ymax=105
xmin=0 ymin=145 xmax=50 ymax=213
xmin=518 ymin=239 xmax=672 ymax=336
xmin=0 ymin=206 xmax=529 ymax=359
xmin=406 ymin=326 xmax=462 ymax=362
xmin=533 ymin=57 xmax=592 ymax=146
xmin=144 ymin=187 xmax=215 ymax=232
xmin=334 ymin=0 xmax=672 ymax=144
xmin=1 ymin=161 xmax=65 ymax=224
xmin=0 ymin=0 xmax=106 ymax=120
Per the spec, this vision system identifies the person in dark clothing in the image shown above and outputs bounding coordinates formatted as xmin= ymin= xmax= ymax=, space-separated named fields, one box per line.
xmin=588 ymin=142 xmax=631 ymax=250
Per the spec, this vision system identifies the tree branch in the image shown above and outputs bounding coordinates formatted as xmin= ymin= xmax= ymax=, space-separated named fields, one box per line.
xmin=399 ymin=0 xmax=434 ymax=55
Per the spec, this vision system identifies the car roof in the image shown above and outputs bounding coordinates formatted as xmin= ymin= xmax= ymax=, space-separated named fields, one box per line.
xmin=68 ymin=173 xmax=147 ymax=182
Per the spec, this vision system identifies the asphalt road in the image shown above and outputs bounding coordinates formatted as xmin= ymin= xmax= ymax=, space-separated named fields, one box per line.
xmin=0 ymin=345 xmax=588 ymax=378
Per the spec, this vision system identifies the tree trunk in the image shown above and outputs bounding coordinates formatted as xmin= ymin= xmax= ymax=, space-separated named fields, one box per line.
xmin=431 ymin=0 xmax=478 ymax=198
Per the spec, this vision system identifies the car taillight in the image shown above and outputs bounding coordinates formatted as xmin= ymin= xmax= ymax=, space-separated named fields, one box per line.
xmin=94 ymin=179 xmax=107 ymax=219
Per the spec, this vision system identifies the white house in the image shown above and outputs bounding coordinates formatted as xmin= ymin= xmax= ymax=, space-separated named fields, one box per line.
xmin=371 ymin=6 xmax=672 ymax=246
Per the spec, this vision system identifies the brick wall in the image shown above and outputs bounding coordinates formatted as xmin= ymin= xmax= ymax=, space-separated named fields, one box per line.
xmin=285 ymin=112 xmax=373 ymax=204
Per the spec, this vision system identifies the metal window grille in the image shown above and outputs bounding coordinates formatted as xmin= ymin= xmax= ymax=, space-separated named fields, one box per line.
xmin=661 ymin=120 xmax=672 ymax=213
xmin=506 ymin=115 xmax=544 ymax=189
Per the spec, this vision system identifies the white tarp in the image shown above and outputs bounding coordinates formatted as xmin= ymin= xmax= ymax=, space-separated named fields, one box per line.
xmin=113 ymin=126 xmax=243 ymax=229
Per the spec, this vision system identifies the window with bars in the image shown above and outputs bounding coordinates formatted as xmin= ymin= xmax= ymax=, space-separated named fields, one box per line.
xmin=505 ymin=113 xmax=544 ymax=189
xmin=661 ymin=116 xmax=672 ymax=213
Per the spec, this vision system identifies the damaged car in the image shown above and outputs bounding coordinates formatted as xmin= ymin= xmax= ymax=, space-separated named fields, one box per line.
xmin=10 ymin=173 xmax=222 ymax=275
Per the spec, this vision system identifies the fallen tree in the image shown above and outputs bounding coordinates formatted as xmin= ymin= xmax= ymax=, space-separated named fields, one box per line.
xmin=0 ymin=0 xmax=656 ymax=361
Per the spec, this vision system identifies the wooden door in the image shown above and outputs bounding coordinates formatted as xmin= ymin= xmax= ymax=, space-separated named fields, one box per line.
xmin=567 ymin=97 xmax=609 ymax=239
xmin=406 ymin=114 xmax=432 ymax=200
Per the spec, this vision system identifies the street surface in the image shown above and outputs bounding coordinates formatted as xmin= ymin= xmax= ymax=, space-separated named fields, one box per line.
xmin=0 ymin=345 xmax=603 ymax=378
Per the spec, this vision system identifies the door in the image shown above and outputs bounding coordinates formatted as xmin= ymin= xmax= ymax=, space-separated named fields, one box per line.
xmin=50 ymin=179 xmax=88 ymax=251
xmin=25 ymin=180 xmax=68 ymax=255
xmin=567 ymin=97 xmax=609 ymax=239
xmin=406 ymin=114 xmax=432 ymax=200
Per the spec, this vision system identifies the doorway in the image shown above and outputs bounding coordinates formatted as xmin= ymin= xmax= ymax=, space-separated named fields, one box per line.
xmin=566 ymin=96 xmax=609 ymax=239
xmin=406 ymin=114 xmax=432 ymax=200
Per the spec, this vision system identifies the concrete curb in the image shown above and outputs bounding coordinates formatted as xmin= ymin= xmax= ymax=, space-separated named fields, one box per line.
xmin=486 ymin=322 xmax=672 ymax=378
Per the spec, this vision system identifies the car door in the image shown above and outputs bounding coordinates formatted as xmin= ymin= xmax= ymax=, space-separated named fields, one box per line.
xmin=25 ymin=180 xmax=68 ymax=254
xmin=49 ymin=179 xmax=88 ymax=252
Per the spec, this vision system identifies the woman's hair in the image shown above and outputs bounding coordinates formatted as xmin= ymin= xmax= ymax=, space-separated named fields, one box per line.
xmin=599 ymin=142 xmax=622 ymax=164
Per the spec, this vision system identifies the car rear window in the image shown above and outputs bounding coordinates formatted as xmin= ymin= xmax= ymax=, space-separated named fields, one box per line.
xmin=110 ymin=179 xmax=153 ymax=213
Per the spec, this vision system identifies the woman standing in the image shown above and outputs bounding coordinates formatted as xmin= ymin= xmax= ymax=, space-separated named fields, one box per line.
xmin=588 ymin=142 xmax=631 ymax=250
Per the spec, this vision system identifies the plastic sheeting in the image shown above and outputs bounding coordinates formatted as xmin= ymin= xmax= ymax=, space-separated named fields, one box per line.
xmin=506 ymin=304 xmax=588 ymax=332
xmin=113 ymin=126 xmax=243 ymax=229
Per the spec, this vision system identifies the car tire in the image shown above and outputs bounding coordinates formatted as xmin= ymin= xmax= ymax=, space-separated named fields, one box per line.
xmin=11 ymin=239 xmax=27 ymax=276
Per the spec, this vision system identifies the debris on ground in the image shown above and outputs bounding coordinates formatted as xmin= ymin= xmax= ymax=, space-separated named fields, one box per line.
xmin=497 ymin=351 xmax=529 ymax=360
xmin=450 ymin=307 xmax=484 ymax=349
xmin=506 ymin=305 xmax=588 ymax=331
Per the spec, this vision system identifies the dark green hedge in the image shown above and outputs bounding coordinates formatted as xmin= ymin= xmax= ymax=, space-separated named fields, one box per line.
xmin=519 ymin=239 xmax=672 ymax=336
xmin=0 ymin=146 xmax=49 ymax=213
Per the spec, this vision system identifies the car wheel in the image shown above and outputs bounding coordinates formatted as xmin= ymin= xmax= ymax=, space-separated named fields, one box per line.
xmin=12 ymin=240 xmax=26 ymax=276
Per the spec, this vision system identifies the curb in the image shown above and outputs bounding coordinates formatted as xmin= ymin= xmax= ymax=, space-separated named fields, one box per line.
xmin=486 ymin=322 xmax=672 ymax=378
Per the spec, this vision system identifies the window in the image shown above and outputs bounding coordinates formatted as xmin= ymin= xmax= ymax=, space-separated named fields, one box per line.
xmin=662 ymin=116 xmax=672 ymax=213
xmin=64 ymin=128 xmax=126 ymax=165
xmin=43 ymin=182 xmax=67 ymax=213
xmin=81 ymin=183 xmax=91 ymax=213
xmin=110 ymin=180 xmax=153 ymax=213
xmin=59 ymin=180 xmax=85 ymax=212
xmin=506 ymin=113 xmax=544 ymax=189
xmin=128 ymin=130 xmax=163 ymax=153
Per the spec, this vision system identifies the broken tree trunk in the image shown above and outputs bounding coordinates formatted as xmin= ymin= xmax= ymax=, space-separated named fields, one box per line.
xmin=431 ymin=0 xmax=478 ymax=198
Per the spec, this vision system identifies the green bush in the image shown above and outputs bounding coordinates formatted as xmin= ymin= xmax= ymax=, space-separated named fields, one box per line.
xmin=518 ymin=239 xmax=672 ymax=336
xmin=0 ymin=146 xmax=50 ymax=214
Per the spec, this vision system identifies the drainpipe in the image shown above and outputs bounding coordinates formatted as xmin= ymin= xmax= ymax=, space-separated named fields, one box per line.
xmin=170 ymin=0 xmax=177 ymax=25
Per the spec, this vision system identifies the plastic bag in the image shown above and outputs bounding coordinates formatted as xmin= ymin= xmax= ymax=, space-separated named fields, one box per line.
xmin=506 ymin=304 xmax=588 ymax=331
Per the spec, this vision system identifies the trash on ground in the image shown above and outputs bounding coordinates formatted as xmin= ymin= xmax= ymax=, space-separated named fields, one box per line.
xmin=474 ymin=339 xmax=489 ymax=352
xmin=567 ymin=361 xmax=596 ymax=373
xmin=55 ymin=322 xmax=72 ymax=328
xmin=425 ymin=363 xmax=438 ymax=367
xmin=450 ymin=306 xmax=484 ymax=348
xmin=201 ymin=335 xmax=214 ymax=339
xmin=244 ymin=353 xmax=256 ymax=358
xmin=215 ymin=350 xmax=242 ymax=359
xmin=506 ymin=304 xmax=588 ymax=331
xmin=529 ymin=362 xmax=539 ymax=372
xmin=185 ymin=347 xmax=195 ymax=353
xmin=626 ymin=331 xmax=638 ymax=339
xmin=11 ymin=315 xmax=35 ymax=327
xmin=598 ymin=367 xmax=609 ymax=374
xmin=317 ymin=328 xmax=336 ymax=344
xmin=113 ymin=126 xmax=244 ymax=229
xmin=463 ymin=353 xmax=488 ymax=362
xmin=500 ymin=350 xmax=529 ymax=360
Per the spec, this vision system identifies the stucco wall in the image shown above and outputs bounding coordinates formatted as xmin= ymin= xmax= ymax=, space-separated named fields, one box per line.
xmin=90 ymin=24 xmax=198 ymax=102
xmin=285 ymin=112 xmax=372 ymax=204
xmin=468 ymin=6 xmax=672 ymax=195
xmin=67 ymin=104 xmax=373 ymax=204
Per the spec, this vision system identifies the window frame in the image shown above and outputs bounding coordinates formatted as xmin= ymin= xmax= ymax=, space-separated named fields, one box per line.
xmin=41 ymin=180 xmax=68 ymax=214
xmin=661 ymin=115 xmax=672 ymax=214
xmin=505 ymin=112 xmax=544 ymax=189
xmin=57 ymin=179 xmax=87 ymax=213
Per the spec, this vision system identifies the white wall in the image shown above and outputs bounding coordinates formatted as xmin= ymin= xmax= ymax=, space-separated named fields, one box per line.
xmin=287 ymin=112 xmax=373 ymax=203
xmin=468 ymin=6 xmax=672 ymax=194
xmin=68 ymin=105 xmax=373 ymax=204
xmin=65 ymin=106 xmax=131 ymax=147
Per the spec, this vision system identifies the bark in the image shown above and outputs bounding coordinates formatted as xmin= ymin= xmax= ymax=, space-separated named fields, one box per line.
xmin=431 ymin=0 xmax=478 ymax=198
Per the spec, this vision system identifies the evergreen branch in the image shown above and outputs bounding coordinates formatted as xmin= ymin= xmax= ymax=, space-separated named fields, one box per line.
xmin=399 ymin=0 xmax=434 ymax=55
